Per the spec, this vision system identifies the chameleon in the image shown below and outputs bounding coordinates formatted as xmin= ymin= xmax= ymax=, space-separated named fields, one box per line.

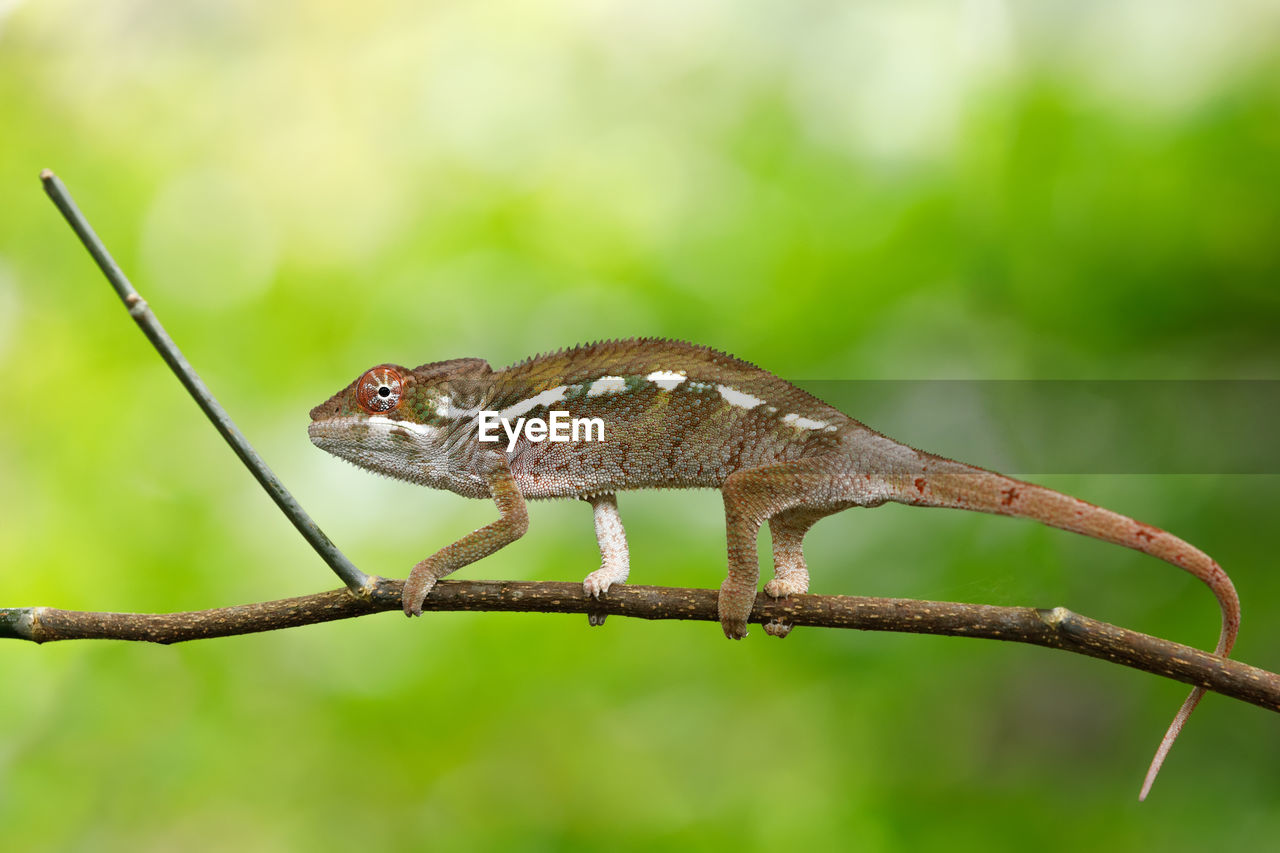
xmin=307 ymin=337 xmax=1239 ymax=799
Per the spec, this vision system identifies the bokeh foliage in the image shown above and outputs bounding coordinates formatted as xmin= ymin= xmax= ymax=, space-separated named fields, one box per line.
xmin=1 ymin=2 xmax=1278 ymax=850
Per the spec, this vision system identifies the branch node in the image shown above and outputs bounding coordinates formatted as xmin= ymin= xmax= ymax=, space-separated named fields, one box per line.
xmin=0 ymin=608 xmax=36 ymax=642
xmin=1038 ymin=606 xmax=1071 ymax=628
xmin=1038 ymin=605 xmax=1091 ymax=642
xmin=354 ymin=576 xmax=378 ymax=601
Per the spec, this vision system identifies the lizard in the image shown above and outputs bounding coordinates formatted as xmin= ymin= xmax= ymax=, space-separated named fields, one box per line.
xmin=307 ymin=337 xmax=1239 ymax=799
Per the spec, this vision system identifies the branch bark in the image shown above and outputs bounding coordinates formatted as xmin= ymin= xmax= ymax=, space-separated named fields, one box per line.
xmin=3 ymin=578 xmax=1278 ymax=714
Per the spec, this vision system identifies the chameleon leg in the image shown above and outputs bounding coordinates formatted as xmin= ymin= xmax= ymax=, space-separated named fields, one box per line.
xmin=582 ymin=493 xmax=630 ymax=627
xmin=402 ymin=458 xmax=529 ymax=617
xmin=765 ymin=508 xmax=825 ymax=599
xmin=719 ymin=454 xmax=851 ymax=639
xmin=760 ymin=508 xmax=828 ymax=639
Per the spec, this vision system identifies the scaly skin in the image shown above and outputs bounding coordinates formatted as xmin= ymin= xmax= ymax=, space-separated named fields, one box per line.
xmin=308 ymin=338 xmax=1239 ymax=798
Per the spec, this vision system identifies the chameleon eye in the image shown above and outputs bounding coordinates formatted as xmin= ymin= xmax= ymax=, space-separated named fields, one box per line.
xmin=356 ymin=366 xmax=404 ymax=413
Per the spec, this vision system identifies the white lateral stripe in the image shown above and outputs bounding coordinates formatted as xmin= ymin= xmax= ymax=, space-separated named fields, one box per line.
xmin=587 ymin=376 xmax=626 ymax=396
xmin=645 ymin=370 xmax=687 ymax=391
xmin=368 ymin=414 xmax=439 ymax=437
xmin=716 ymin=384 xmax=765 ymax=410
xmin=782 ymin=412 xmax=830 ymax=430
xmin=433 ymin=396 xmax=478 ymax=421
xmin=500 ymin=385 xmax=568 ymax=419
xmin=446 ymin=399 xmax=481 ymax=420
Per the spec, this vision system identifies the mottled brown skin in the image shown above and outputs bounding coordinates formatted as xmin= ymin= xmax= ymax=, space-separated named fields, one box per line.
xmin=308 ymin=338 xmax=1239 ymax=798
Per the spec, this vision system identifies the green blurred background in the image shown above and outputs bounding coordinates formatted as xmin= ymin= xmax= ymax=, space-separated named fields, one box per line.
xmin=2 ymin=2 xmax=1279 ymax=850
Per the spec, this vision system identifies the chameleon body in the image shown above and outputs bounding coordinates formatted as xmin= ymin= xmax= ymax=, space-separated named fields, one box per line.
xmin=308 ymin=338 xmax=1239 ymax=798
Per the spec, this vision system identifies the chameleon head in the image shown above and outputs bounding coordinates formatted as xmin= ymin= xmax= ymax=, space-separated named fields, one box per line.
xmin=308 ymin=364 xmax=457 ymax=487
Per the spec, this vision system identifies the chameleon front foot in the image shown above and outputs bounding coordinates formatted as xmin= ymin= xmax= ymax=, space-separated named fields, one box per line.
xmin=402 ymin=564 xmax=438 ymax=617
xmin=584 ymin=494 xmax=629 ymax=628
xmin=583 ymin=568 xmax=625 ymax=599
xmin=582 ymin=569 xmax=624 ymax=628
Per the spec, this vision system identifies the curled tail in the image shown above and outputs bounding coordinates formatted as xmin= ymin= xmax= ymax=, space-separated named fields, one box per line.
xmin=889 ymin=453 xmax=1239 ymax=800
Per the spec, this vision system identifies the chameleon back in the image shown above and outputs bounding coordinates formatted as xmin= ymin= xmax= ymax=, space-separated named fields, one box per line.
xmin=483 ymin=339 xmax=850 ymax=497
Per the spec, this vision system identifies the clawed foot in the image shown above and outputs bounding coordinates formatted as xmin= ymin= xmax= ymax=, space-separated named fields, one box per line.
xmin=763 ymin=577 xmax=807 ymax=599
xmin=583 ymin=569 xmax=617 ymax=599
xmin=402 ymin=566 xmax=436 ymax=617
xmin=763 ymin=619 xmax=793 ymax=639
xmin=583 ymin=563 xmax=627 ymax=628
xmin=718 ymin=583 xmax=752 ymax=639
xmin=762 ymin=577 xmax=803 ymax=638
xmin=585 ymin=575 xmax=609 ymax=627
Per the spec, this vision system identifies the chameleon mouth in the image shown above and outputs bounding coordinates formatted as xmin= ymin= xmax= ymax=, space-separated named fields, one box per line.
xmin=307 ymin=418 xmax=363 ymax=449
xmin=308 ymin=415 xmax=437 ymax=450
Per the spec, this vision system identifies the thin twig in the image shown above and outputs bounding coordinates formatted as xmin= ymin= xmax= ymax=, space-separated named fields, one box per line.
xmin=2 ymin=580 xmax=1277 ymax=712
xmin=39 ymin=169 xmax=371 ymax=594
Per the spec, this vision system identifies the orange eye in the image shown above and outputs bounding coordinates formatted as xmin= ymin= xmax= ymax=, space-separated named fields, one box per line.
xmin=356 ymin=366 xmax=404 ymax=413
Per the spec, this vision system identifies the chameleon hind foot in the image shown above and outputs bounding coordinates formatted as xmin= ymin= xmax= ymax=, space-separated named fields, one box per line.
xmin=761 ymin=574 xmax=806 ymax=638
xmin=763 ymin=575 xmax=808 ymax=598
xmin=763 ymin=620 xmax=793 ymax=639
xmin=759 ymin=510 xmax=819 ymax=638
xmin=717 ymin=582 xmax=753 ymax=640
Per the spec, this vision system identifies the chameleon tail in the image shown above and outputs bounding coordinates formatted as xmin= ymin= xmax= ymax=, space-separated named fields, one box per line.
xmin=888 ymin=455 xmax=1239 ymax=800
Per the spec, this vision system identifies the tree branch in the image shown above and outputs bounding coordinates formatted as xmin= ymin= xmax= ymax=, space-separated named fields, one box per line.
xmin=40 ymin=168 xmax=372 ymax=594
xmin=3 ymin=579 xmax=1278 ymax=714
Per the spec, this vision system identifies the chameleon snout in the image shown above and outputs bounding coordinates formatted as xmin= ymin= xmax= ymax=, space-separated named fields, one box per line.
xmin=309 ymin=400 xmax=341 ymax=421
